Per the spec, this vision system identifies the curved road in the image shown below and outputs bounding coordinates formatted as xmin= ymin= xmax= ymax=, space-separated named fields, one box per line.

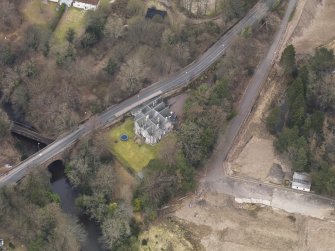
xmin=0 ymin=1 xmax=277 ymax=187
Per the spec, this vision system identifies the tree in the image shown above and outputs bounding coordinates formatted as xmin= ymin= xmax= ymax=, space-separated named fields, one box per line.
xmin=101 ymin=203 xmax=132 ymax=249
xmin=0 ymin=0 xmax=20 ymax=32
xmin=179 ymin=122 xmax=206 ymax=166
xmin=288 ymin=136 xmax=308 ymax=171
xmin=126 ymin=0 xmax=145 ymax=17
xmin=280 ymin=44 xmax=296 ymax=75
xmin=0 ymin=110 xmax=10 ymax=139
xmin=266 ymin=106 xmax=282 ymax=135
xmin=288 ymin=92 xmax=306 ymax=127
xmin=105 ymin=58 xmax=118 ymax=76
xmin=312 ymin=166 xmax=335 ymax=196
xmin=310 ymin=47 xmax=335 ymax=74
xmin=65 ymin=28 xmax=76 ymax=43
xmin=221 ymin=0 xmax=251 ymax=22
xmin=0 ymin=43 xmax=16 ymax=65
xmin=274 ymin=126 xmax=299 ymax=153
xmin=81 ymin=9 xmax=108 ymax=48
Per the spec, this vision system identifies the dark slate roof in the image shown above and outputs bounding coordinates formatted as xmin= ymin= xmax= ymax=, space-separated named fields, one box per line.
xmin=145 ymin=7 xmax=167 ymax=19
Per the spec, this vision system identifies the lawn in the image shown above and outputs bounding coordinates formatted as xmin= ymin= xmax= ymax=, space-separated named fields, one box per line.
xmin=53 ymin=7 xmax=86 ymax=44
xmin=23 ymin=0 xmax=57 ymax=27
xmin=107 ymin=119 xmax=159 ymax=172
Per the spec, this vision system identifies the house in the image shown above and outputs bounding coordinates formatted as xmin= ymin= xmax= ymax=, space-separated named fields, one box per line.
xmin=132 ymin=97 xmax=176 ymax=144
xmin=49 ymin=0 xmax=100 ymax=10
xmin=73 ymin=0 xmax=100 ymax=10
xmin=145 ymin=7 xmax=167 ymax=19
xmin=59 ymin=0 xmax=73 ymax=7
xmin=291 ymin=172 xmax=312 ymax=192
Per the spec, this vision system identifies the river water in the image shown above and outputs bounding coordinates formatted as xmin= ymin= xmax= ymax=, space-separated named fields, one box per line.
xmin=48 ymin=161 xmax=105 ymax=251
xmin=3 ymin=102 xmax=104 ymax=250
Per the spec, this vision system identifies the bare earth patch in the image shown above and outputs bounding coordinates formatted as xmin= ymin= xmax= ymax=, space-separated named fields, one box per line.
xmin=231 ymin=136 xmax=276 ymax=180
xmin=156 ymin=1 xmax=335 ymax=250
xmin=290 ymin=0 xmax=335 ymax=54
xmin=149 ymin=192 xmax=335 ymax=251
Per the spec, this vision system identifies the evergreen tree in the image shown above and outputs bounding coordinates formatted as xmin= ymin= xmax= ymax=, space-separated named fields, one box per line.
xmin=280 ymin=44 xmax=296 ymax=75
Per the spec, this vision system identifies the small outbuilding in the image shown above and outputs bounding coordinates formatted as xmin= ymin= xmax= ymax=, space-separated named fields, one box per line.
xmin=59 ymin=0 xmax=73 ymax=7
xmin=73 ymin=0 xmax=100 ymax=10
xmin=145 ymin=7 xmax=167 ymax=19
xmin=291 ymin=172 xmax=311 ymax=192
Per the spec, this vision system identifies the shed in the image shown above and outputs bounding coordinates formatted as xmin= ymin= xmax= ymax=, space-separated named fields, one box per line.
xmin=292 ymin=172 xmax=311 ymax=192
xmin=145 ymin=7 xmax=167 ymax=19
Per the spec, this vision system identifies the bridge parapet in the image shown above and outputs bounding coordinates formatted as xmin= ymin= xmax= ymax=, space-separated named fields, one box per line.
xmin=10 ymin=121 xmax=54 ymax=145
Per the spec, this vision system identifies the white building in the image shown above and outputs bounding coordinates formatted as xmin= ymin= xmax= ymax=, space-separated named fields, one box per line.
xmin=292 ymin=172 xmax=311 ymax=192
xmin=132 ymin=97 xmax=176 ymax=145
xmin=73 ymin=0 xmax=100 ymax=10
xmin=49 ymin=0 xmax=100 ymax=10
xmin=59 ymin=0 xmax=73 ymax=7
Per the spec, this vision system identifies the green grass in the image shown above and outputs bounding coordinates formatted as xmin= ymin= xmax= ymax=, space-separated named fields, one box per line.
xmin=53 ymin=8 xmax=85 ymax=44
xmin=107 ymin=119 xmax=159 ymax=172
xmin=23 ymin=0 xmax=57 ymax=27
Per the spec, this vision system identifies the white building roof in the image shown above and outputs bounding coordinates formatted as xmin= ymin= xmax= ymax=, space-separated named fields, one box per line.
xmin=60 ymin=0 xmax=73 ymax=6
xmin=292 ymin=172 xmax=311 ymax=190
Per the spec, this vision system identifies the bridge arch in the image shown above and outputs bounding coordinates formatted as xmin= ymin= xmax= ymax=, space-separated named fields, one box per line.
xmin=47 ymin=160 xmax=66 ymax=182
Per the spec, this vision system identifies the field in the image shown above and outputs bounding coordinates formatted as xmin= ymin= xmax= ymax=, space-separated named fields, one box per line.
xmin=23 ymin=0 xmax=57 ymax=27
xmin=107 ymin=119 xmax=159 ymax=172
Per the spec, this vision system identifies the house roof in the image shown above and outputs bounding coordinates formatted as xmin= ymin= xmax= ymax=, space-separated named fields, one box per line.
xmin=75 ymin=0 xmax=99 ymax=5
xmin=145 ymin=7 xmax=167 ymax=19
xmin=292 ymin=172 xmax=311 ymax=189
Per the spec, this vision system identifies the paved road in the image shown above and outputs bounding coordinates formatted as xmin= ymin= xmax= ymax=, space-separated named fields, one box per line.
xmin=204 ymin=0 xmax=297 ymax=183
xmin=0 ymin=1 xmax=274 ymax=187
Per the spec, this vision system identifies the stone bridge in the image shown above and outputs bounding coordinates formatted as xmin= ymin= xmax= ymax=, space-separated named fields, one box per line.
xmin=11 ymin=121 xmax=54 ymax=145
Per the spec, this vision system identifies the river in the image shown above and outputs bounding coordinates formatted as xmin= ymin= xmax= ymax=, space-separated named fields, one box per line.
xmin=48 ymin=161 xmax=105 ymax=251
xmin=3 ymin=102 xmax=105 ymax=250
xmin=15 ymin=137 xmax=105 ymax=250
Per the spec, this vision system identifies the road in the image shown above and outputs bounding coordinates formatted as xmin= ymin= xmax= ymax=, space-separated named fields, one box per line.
xmin=0 ymin=1 xmax=274 ymax=187
xmin=204 ymin=0 xmax=297 ymax=183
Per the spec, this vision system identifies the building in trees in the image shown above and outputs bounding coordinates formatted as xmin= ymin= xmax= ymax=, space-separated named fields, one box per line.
xmin=50 ymin=0 xmax=100 ymax=10
xmin=132 ymin=97 xmax=176 ymax=144
xmin=291 ymin=172 xmax=311 ymax=192
xmin=59 ymin=0 xmax=73 ymax=7
xmin=145 ymin=7 xmax=167 ymax=19
xmin=73 ymin=0 xmax=100 ymax=10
